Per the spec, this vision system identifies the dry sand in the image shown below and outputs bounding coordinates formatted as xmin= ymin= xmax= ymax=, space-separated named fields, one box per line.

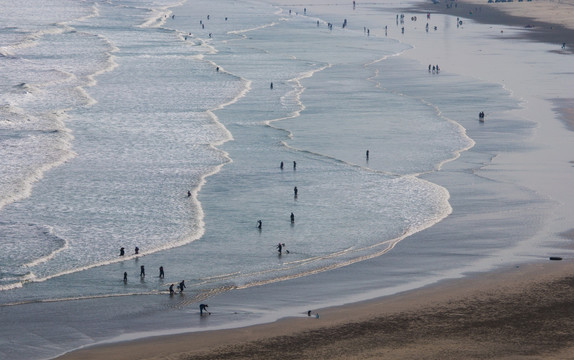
xmin=56 ymin=2 xmax=574 ymax=359
xmin=413 ymin=0 xmax=574 ymax=48
xmin=57 ymin=260 xmax=574 ymax=360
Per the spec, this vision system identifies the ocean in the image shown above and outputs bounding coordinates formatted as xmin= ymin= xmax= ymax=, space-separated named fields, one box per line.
xmin=0 ymin=0 xmax=566 ymax=358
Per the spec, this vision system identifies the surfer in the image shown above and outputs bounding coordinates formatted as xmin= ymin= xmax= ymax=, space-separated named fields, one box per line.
xmin=140 ymin=265 xmax=145 ymax=277
xmin=178 ymin=280 xmax=186 ymax=293
xmin=159 ymin=266 xmax=164 ymax=279
xmin=120 ymin=247 xmax=125 ymax=256
xmin=169 ymin=284 xmax=175 ymax=295
xmin=291 ymin=212 xmax=295 ymax=223
xmin=200 ymin=303 xmax=210 ymax=315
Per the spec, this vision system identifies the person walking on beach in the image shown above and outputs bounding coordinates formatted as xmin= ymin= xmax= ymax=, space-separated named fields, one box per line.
xmin=123 ymin=272 xmax=128 ymax=282
xmin=178 ymin=280 xmax=186 ymax=293
xmin=159 ymin=266 xmax=164 ymax=279
xmin=200 ymin=303 xmax=210 ymax=315
xmin=140 ymin=265 xmax=145 ymax=277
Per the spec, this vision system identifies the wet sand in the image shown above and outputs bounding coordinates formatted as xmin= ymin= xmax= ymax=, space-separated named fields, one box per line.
xmin=55 ymin=1 xmax=574 ymax=359
xmin=412 ymin=0 xmax=574 ymax=49
xmin=57 ymin=260 xmax=574 ymax=360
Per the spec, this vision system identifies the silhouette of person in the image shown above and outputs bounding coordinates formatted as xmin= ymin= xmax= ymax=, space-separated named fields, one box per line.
xmin=169 ymin=284 xmax=175 ymax=295
xmin=294 ymin=186 xmax=298 ymax=197
xmin=290 ymin=212 xmax=295 ymax=223
xmin=159 ymin=266 xmax=164 ymax=279
xmin=293 ymin=161 xmax=296 ymax=170
xmin=178 ymin=280 xmax=186 ymax=293
xmin=120 ymin=247 xmax=125 ymax=256
xmin=257 ymin=220 xmax=262 ymax=229
xmin=200 ymin=303 xmax=209 ymax=315
xmin=123 ymin=272 xmax=127 ymax=282
xmin=135 ymin=246 xmax=139 ymax=255
xmin=280 ymin=161 xmax=284 ymax=170
xmin=140 ymin=265 xmax=145 ymax=277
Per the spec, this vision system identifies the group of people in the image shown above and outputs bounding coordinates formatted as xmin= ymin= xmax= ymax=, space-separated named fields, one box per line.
xmin=120 ymin=262 xmax=165 ymax=281
xmin=256 ymin=162 xmax=301 ymax=250
xmin=168 ymin=280 xmax=186 ymax=295
xmin=279 ymin=160 xmax=297 ymax=170
xmin=428 ymin=64 xmax=440 ymax=73
xmin=119 ymin=246 xmax=139 ymax=256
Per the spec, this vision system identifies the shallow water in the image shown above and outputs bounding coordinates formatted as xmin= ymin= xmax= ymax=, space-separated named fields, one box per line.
xmin=0 ymin=0 xmax=568 ymax=358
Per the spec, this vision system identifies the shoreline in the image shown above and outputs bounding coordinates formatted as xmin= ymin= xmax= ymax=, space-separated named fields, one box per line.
xmin=55 ymin=1 xmax=574 ymax=359
xmin=56 ymin=260 xmax=574 ymax=360
xmin=411 ymin=0 xmax=574 ymax=51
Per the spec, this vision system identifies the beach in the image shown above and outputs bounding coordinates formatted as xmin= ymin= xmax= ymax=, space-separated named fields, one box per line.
xmin=57 ymin=261 xmax=574 ymax=360
xmin=52 ymin=0 xmax=574 ymax=359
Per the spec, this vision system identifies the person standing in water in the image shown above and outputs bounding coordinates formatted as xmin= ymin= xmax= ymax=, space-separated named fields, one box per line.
xmin=140 ymin=265 xmax=145 ymax=277
xmin=294 ymin=186 xmax=298 ymax=197
xmin=178 ymin=280 xmax=186 ymax=293
xmin=123 ymin=272 xmax=127 ymax=282
xmin=169 ymin=284 xmax=175 ymax=295
xmin=293 ymin=161 xmax=296 ymax=170
xmin=277 ymin=243 xmax=283 ymax=254
xmin=257 ymin=220 xmax=262 ymax=229
xmin=120 ymin=247 xmax=125 ymax=256
xmin=290 ymin=212 xmax=295 ymax=223
xmin=159 ymin=266 xmax=164 ymax=279
xmin=200 ymin=303 xmax=210 ymax=315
